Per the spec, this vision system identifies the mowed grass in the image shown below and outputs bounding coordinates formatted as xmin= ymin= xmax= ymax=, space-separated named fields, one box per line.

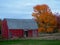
xmin=0 ymin=39 xmax=60 ymax=45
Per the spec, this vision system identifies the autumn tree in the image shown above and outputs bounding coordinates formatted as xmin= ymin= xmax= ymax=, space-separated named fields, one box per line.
xmin=32 ymin=4 xmax=57 ymax=33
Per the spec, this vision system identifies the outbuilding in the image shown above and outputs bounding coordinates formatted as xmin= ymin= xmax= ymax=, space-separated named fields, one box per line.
xmin=2 ymin=19 xmax=38 ymax=39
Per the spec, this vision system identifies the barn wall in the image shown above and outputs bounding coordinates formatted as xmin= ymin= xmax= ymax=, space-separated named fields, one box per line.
xmin=32 ymin=29 xmax=38 ymax=37
xmin=2 ymin=19 xmax=9 ymax=39
xmin=28 ymin=29 xmax=38 ymax=37
xmin=9 ymin=29 xmax=38 ymax=38
xmin=28 ymin=30 xmax=32 ymax=37
xmin=9 ymin=29 xmax=24 ymax=38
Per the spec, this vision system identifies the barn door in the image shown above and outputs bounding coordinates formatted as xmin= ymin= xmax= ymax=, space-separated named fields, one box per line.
xmin=24 ymin=31 xmax=28 ymax=37
xmin=33 ymin=30 xmax=37 ymax=37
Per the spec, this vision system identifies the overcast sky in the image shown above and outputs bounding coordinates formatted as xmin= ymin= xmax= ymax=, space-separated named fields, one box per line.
xmin=0 ymin=0 xmax=60 ymax=19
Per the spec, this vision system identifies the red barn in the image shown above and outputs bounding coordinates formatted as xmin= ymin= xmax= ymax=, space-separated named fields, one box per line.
xmin=2 ymin=19 xmax=38 ymax=39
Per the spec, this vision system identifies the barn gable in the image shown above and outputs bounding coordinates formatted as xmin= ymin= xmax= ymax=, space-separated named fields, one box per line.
xmin=6 ymin=19 xmax=38 ymax=30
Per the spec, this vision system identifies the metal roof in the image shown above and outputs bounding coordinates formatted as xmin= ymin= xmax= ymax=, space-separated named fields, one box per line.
xmin=6 ymin=19 xmax=38 ymax=30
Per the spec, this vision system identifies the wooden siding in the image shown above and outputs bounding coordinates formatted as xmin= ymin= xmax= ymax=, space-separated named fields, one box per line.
xmin=2 ymin=19 xmax=9 ymax=39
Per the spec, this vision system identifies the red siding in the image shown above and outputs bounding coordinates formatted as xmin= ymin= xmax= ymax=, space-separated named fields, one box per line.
xmin=2 ymin=19 xmax=9 ymax=39
xmin=36 ymin=29 xmax=38 ymax=36
xmin=28 ymin=29 xmax=38 ymax=37
xmin=32 ymin=30 xmax=38 ymax=37
xmin=28 ymin=30 xmax=32 ymax=37
xmin=9 ymin=29 xmax=24 ymax=38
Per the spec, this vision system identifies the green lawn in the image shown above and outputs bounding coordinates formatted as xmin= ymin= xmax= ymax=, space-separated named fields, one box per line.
xmin=0 ymin=39 xmax=60 ymax=45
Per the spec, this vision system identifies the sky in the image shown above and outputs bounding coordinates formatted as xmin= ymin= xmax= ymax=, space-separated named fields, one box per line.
xmin=0 ymin=0 xmax=60 ymax=19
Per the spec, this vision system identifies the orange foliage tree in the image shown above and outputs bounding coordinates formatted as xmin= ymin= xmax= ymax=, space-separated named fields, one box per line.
xmin=32 ymin=4 xmax=57 ymax=33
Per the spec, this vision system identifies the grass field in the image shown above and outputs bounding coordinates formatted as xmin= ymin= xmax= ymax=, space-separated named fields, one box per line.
xmin=0 ymin=39 xmax=60 ymax=45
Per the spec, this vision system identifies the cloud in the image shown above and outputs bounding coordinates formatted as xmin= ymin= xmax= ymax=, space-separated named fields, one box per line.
xmin=0 ymin=0 xmax=60 ymax=19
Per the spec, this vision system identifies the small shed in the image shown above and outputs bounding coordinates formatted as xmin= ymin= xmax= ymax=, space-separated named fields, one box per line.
xmin=2 ymin=19 xmax=38 ymax=39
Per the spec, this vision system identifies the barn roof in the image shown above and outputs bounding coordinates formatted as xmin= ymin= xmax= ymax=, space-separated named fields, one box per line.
xmin=5 ymin=19 xmax=38 ymax=30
